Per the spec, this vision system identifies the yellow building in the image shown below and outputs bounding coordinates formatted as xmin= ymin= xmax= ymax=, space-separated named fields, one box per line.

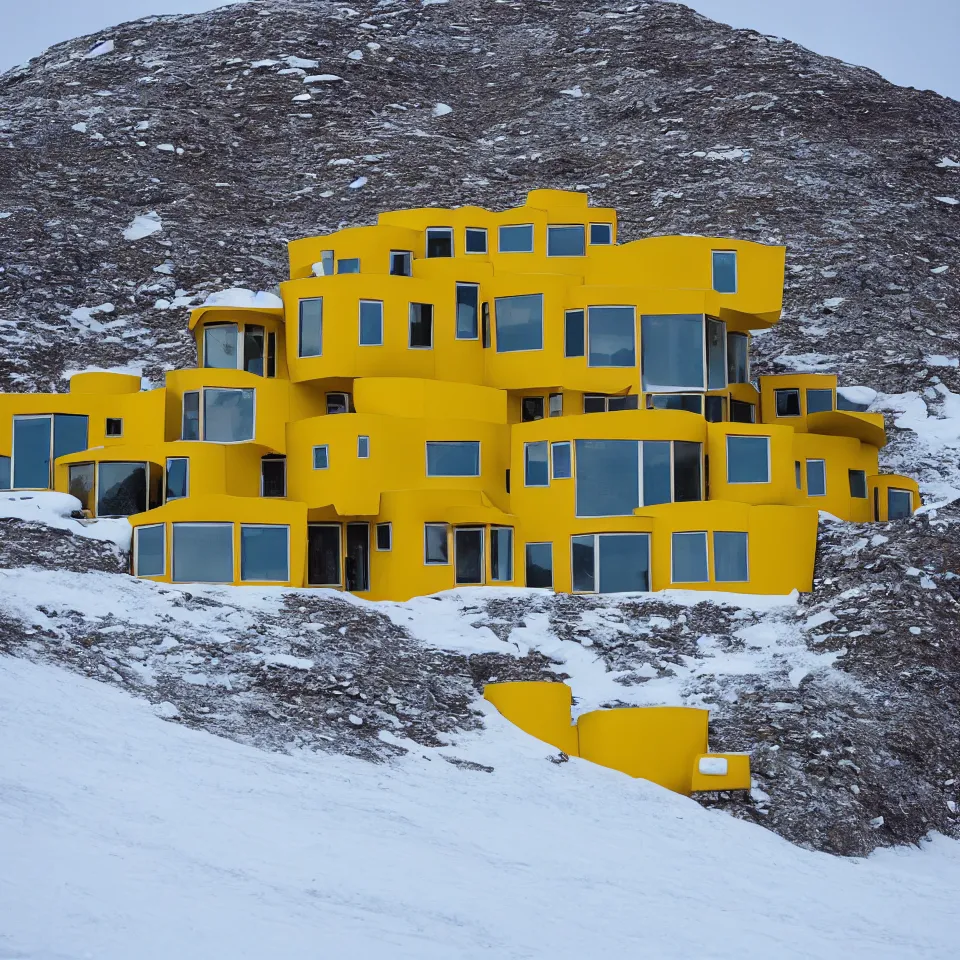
xmin=0 ymin=189 xmax=919 ymax=601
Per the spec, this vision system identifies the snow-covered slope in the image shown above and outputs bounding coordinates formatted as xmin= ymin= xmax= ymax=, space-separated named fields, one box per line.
xmin=3 ymin=655 xmax=959 ymax=960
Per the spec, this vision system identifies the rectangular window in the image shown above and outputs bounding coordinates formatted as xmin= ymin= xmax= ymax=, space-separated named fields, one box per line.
xmin=551 ymin=441 xmax=572 ymax=479
xmin=575 ymin=439 xmax=639 ymax=517
xmin=68 ymin=462 xmax=94 ymax=511
xmin=795 ymin=460 xmax=802 ymax=490
xmin=243 ymin=324 xmax=265 ymax=376
xmin=299 ymin=298 xmax=323 ymax=357
xmin=888 ymin=488 xmax=912 ymax=519
xmin=806 ymin=459 xmax=827 ymax=497
xmin=583 ymin=394 xmax=606 ymax=414
xmin=203 ymin=388 xmax=255 ymax=442
xmin=266 ymin=332 xmax=277 ymax=378
xmin=573 ymin=533 xmax=651 ymax=593
xmin=673 ymin=441 xmax=702 ymax=502
xmin=425 ymin=227 xmax=453 ymax=258
xmin=465 ymin=228 xmax=488 ymax=253
xmin=495 ymin=294 xmax=543 ymax=352
xmin=714 ymin=531 xmax=749 ymax=582
xmin=181 ymin=392 xmax=200 ymax=441
xmin=307 ymin=524 xmax=341 ymax=586
xmin=589 ymin=223 xmax=613 ymax=245
xmin=424 ymin=523 xmax=450 ymax=564
xmin=712 ymin=250 xmax=737 ymax=293
xmin=726 ymin=436 xmax=771 ymax=484
xmin=359 ymin=300 xmax=384 ymax=346
xmin=260 ymin=455 xmax=285 ymax=497
xmin=647 ymin=394 xmax=703 ymax=414
xmin=345 ymin=523 xmax=369 ymax=593
xmin=548 ymin=393 xmax=562 ymax=417
xmin=672 ymin=531 xmax=709 ymax=583
xmin=165 ymin=457 xmax=189 ymax=501
xmin=357 ymin=435 xmax=370 ymax=458
xmin=729 ymin=400 xmax=755 ymax=424
xmin=491 ymin=526 xmax=514 ymax=581
xmin=425 ymin=441 xmax=481 ymax=477
xmin=337 ymin=257 xmax=360 ymax=274
xmin=525 ymin=542 xmax=553 ymax=588
xmin=524 ymin=440 xmax=549 ymax=487
xmin=727 ymin=333 xmax=749 ymax=383
xmin=571 ymin=535 xmax=596 ymax=593
xmin=376 ymin=522 xmax=392 ymax=551
xmin=54 ymin=416 xmax=89 ymax=461
xmin=481 ymin=302 xmax=491 ymax=348
xmin=105 ymin=417 xmax=123 ymax=438
xmin=12 ymin=414 xmax=88 ymax=490
xmin=134 ymin=523 xmax=165 ymax=577
xmin=547 ymin=224 xmax=585 ymax=257
xmin=642 ymin=439 xmax=671 ymax=507
xmin=705 ymin=396 xmax=725 ymax=423
xmin=172 ymin=522 xmax=233 ymax=583
xmin=203 ymin=323 xmax=239 ymax=369
xmin=498 ymin=224 xmax=534 ymax=253
xmin=455 ymin=283 xmax=480 ymax=339
xmin=564 ymin=309 xmax=585 ymax=358
xmin=313 ymin=444 xmax=329 ymax=469
xmin=607 ymin=395 xmax=639 ymax=412
xmin=641 ymin=314 xmax=705 ymax=391
xmin=326 ymin=392 xmax=351 ymax=415
xmin=849 ymin=469 xmax=868 ymax=499
xmin=521 ymin=397 xmax=544 ymax=422
xmin=454 ymin=527 xmax=484 ymax=585
xmin=97 ymin=461 xmax=147 ymax=517
xmin=775 ymin=389 xmax=801 ymax=417
xmin=409 ymin=302 xmax=434 ymax=348
xmin=390 ymin=250 xmax=413 ymax=276
xmin=240 ymin=524 xmax=289 ymax=582
xmin=317 ymin=250 xmax=334 ymax=276
xmin=0 ymin=456 xmax=9 ymax=490
xmin=706 ymin=318 xmax=727 ymax=390
xmin=588 ymin=306 xmax=636 ymax=367
xmin=807 ymin=388 xmax=833 ymax=414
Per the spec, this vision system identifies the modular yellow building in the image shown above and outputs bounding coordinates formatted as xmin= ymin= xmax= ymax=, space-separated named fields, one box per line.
xmin=0 ymin=189 xmax=919 ymax=601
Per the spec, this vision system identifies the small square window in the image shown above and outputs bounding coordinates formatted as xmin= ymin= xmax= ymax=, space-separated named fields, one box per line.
xmin=105 ymin=418 xmax=123 ymax=437
xmin=849 ymin=469 xmax=868 ymax=499
xmin=357 ymin=436 xmax=370 ymax=458
xmin=521 ymin=397 xmax=545 ymax=422
xmin=712 ymin=250 xmax=737 ymax=293
xmin=390 ymin=251 xmax=412 ymax=276
xmin=727 ymin=436 xmax=771 ymax=484
xmin=465 ymin=228 xmax=488 ymax=253
xmin=313 ymin=445 xmax=329 ymax=469
xmin=376 ymin=522 xmax=392 ymax=551
xmin=424 ymin=523 xmax=449 ymax=564
xmin=589 ymin=223 xmax=613 ymax=245
xmin=337 ymin=258 xmax=360 ymax=274
xmin=551 ymin=441 xmax=572 ymax=479
xmin=548 ymin=393 xmax=563 ymax=417
xmin=729 ymin=399 xmax=755 ymax=424
xmin=775 ymin=389 xmax=801 ymax=417
xmin=807 ymin=388 xmax=834 ymax=414
xmin=498 ymin=224 xmax=534 ymax=253
xmin=425 ymin=227 xmax=453 ymax=258
xmin=547 ymin=224 xmax=585 ymax=257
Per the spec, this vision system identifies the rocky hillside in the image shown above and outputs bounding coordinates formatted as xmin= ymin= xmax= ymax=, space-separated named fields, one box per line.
xmin=1 ymin=0 xmax=960 ymax=857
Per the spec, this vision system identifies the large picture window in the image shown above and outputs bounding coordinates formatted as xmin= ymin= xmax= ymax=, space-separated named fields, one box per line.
xmin=671 ymin=531 xmax=709 ymax=583
xmin=588 ymin=306 xmax=636 ymax=367
xmin=426 ymin=441 xmax=480 ymax=477
xmin=641 ymin=314 xmax=705 ymax=391
xmin=495 ymin=294 xmax=543 ymax=352
xmin=172 ymin=522 xmax=233 ymax=583
xmin=97 ymin=461 xmax=147 ymax=517
xmin=547 ymin=224 xmax=585 ymax=257
xmin=498 ymin=224 xmax=534 ymax=253
xmin=572 ymin=533 xmax=650 ymax=594
xmin=11 ymin=414 xmax=88 ymax=489
xmin=134 ymin=524 xmax=165 ymax=578
xmin=240 ymin=524 xmax=289 ymax=582
xmin=726 ymin=436 xmax=770 ymax=484
xmin=299 ymin=298 xmax=323 ymax=357
xmin=203 ymin=388 xmax=255 ymax=442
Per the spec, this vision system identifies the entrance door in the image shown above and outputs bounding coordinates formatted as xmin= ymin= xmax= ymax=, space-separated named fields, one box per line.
xmin=345 ymin=522 xmax=369 ymax=592
xmin=308 ymin=524 xmax=341 ymax=586
xmin=455 ymin=527 xmax=484 ymax=585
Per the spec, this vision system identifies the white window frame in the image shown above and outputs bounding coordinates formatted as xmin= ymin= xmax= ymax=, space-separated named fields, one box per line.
xmin=425 ymin=226 xmax=454 ymax=257
xmin=640 ymin=312 xmax=708 ymax=392
xmin=464 ymin=227 xmax=488 ymax=254
xmin=358 ymin=299 xmax=384 ymax=346
xmin=313 ymin=444 xmax=330 ymax=470
xmin=586 ymin=305 xmax=636 ymax=368
xmin=888 ymin=487 xmax=913 ymax=517
xmin=670 ymin=531 xmax=709 ymax=584
xmin=493 ymin=293 xmax=544 ymax=354
xmin=550 ymin=441 xmax=572 ymax=480
xmin=317 ymin=250 xmax=334 ymax=276
xmin=425 ymin=441 xmax=481 ymax=478
xmin=202 ymin=322 xmax=240 ymax=371
xmin=498 ymin=223 xmax=534 ymax=253
xmin=96 ymin=460 xmax=150 ymax=518
xmin=184 ymin=387 xmax=255 ymax=444
xmin=389 ymin=250 xmax=413 ymax=276
xmin=455 ymin=282 xmax=481 ymax=341
xmin=357 ymin=435 xmax=370 ymax=459
xmin=725 ymin=435 xmax=771 ymax=484
xmin=523 ymin=440 xmax=550 ymax=488
xmin=712 ymin=250 xmax=738 ymax=294
xmin=11 ymin=414 xmax=55 ymax=490
xmin=490 ymin=525 xmax=514 ymax=582
xmin=105 ymin=417 xmax=124 ymax=438
xmin=172 ymin=521 xmax=234 ymax=584
xmin=259 ymin=456 xmax=286 ymax=497
xmin=424 ymin=522 xmax=451 ymax=565
xmin=546 ymin=223 xmax=586 ymax=258
xmin=714 ymin=531 xmax=750 ymax=583
xmin=298 ymin=297 xmax=323 ymax=358
xmin=239 ymin=523 xmax=290 ymax=583
xmin=806 ymin=458 xmax=827 ymax=497
xmin=571 ymin=532 xmax=651 ymax=595
xmin=375 ymin=522 xmax=392 ymax=552
xmin=454 ymin=526 xmax=486 ymax=585
xmin=133 ymin=523 xmax=166 ymax=578
xmin=165 ymin=456 xmax=189 ymax=502
xmin=775 ymin=388 xmax=802 ymax=418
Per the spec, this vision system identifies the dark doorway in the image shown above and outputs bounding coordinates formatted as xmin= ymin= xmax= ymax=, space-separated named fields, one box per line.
xmin=308 ymin=524 xmax=341 ymax=586
xmin=455 ymin=527 xmax=484 ymax=585
xmin=345 ymin=522 xmax=369 ymax=592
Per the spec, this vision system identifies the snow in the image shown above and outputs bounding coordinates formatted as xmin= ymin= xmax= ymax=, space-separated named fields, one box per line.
xmin=201 ymin=287 xmax=283 ymax=309
xmin=66 ymin=301 xmax=114 ymax=333
xmin=2 ymin=654 xmax=959 ymax=959
xmin=303 ymin=73 xmax=343 ymax=83
xmin=348 ymin=176 xmax=368 ymax=189
xmin=84 ymin=39 xmax=115 ymax=59
xmin=934 ymin=196 xmax=959 ymax=205
xmin=936 ymin=157 xmax=960 ymax=168
xmin=926 ymin=355 xmax=958 ymax=367
xmin=560 ymin=85 xmax=584 ymax=98
xmin=122 ymin=210 xmax=162 ymax=241
xmin=698 ymin=756 xmax=729 ymax=775
xmin=837 ymin=385 xmax=878 ymax=406
xmin=0 ymin=491 xmax=131 ymax=547
xmin=432 ymin=102 xmax=453 ymax=117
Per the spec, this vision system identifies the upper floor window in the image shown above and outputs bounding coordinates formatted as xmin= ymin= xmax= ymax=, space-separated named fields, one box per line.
xmin=203 ymin=323 xmax=239 ymax=369
xmin=105 ymin=417 xmax=123 ymax=437
xmin=357 ymin=435 xmax=370 ymax=459
xmin=849 ymin=469 xmax=868 ymax=499
xmin=549 ymin=393 xmax=562 ymax=417
xmin=299 ymin=298 xmax=323 ymax=358
xmin=425 ymin=441 xmax=480 ymax=477
xmin=706 ymin=318 xmax=727 ymax=390
xmin=409 ymin=302 xmax=434 ymax=348
xmin=521 ymin=397 xmax=544 ymax=422
xmin=426 ymin=227 xmax=453 ymax=258
xmin=705 ymin=396 xmax=726 ymax=423
xmin=807 ymin=388 xmax=833 ymax=414
xmin=647 ymin=394 xmax=702 ymax=414
xmin=564 ymin=309 xmax=585 ymax=358
xmin=524 ymin=441 xmax=549 ymax=487
xmin=551 ymin=441 xmax=572 ymax=479
xmin=465 ymin=228 xmax=488 ymax=253
xmin=337 ymin=258 xmax=360 ymax=274
xmin=589 ymin=223 xmax=613 ymax=245
xmin=712 ymin=250 xmax=737 ymax=294
xmin=547 ymin=224 xmax=585 ymax=257
xmin=326 ymin=392 xmax=351 ymax=415
xmin=775 ymin=388 xmax=802 ymax=417
xmin=390 ymin=250 xmax=413 ymax=276
xmin=11 ymin=414 xmax=88 ymax=489
xmin=498 ymin=224 xmax=534 ymax=253
xmin=244 ymin=325 xmax=265 ymax=376
xmin=315 ymin=250 xmax=334 ymax=276
xmin=359 ymin=300 xmax=384 ymax=346
xmin=727 ymin=332 xmax=749 ymax=383
xmin=726 ymin=436 xmax=770 ymax=484
xmin=181 ymin=388 xmax=254 ymax=443
xmin=313 ymin=445 xmax=329 ymax=469
xmin=730 ymin=399 xmax=755 ymax=423
xmin=260 ymin=455 xmax=286 ymax=497
xmin=588 ymin=306 xmax=635 ymax=367
xmin=806 ymin=459 xmax=827 ymax=497
xmin=495 ymin=294 xmax=543 ymax=353
xmin=456 ymin=283 xmax=480 ymax=340
xmin=165 ymin=457 xmax=189 ymax=501
xmin=584 ymin=394 xmax=639 ymax=413
xmin=641 ymin=314 xmax=704 ymax=391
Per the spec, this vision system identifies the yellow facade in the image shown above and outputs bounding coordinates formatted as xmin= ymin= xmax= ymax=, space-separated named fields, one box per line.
xmin=0 ymin=189 xmax=918 ymax=600
xmin=484 ymin=681 xmax=751 ymax=795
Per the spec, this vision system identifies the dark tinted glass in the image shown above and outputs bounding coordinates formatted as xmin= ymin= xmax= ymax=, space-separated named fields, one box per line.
xmin=599 ymin=534 xmax=650 ymax=593
xmin=729 ymin=400 xmax=755 ymax=423
xmin=776 ymin=390 xmax=801 ymax=417
xmin=261 ymin=457 xmax=285 ymax=497
xmin=465 ymin=228 xmax=487 ymax=253
xmin=525 ymin=543 xmax=553 ymax=588
xmin=426 ymin=230 xmax=452 ymax=258
xmin=456 ymin=284 xmax=479 ymax=339
xmin=409 ymin=303 xmax=433 ymax=347
xmin=97 ymin=462 xmax=147 ymax=516
xmin=705 ymin=396 xmax=725 ymax=422
xmin=888 ymin=489 xmax=912 ymax=519
xmin=571 ymin=535 xmax=595 ymax=592
xmin=68 ymin=463 xmax=94 ymax=511
xmin=182 ymin=392 xmax=199 ymax=440
xmin=345 ymin=523 xmax=369 ymax=591
xmin=547 ymin=225 xmax=585 ymax=257
xmin=807 ymin=389 xmax=833 ymax=413
xmin=849 ymin=470 xmax=868 ymax=499
xmin=455 ymin=528 xmax=484 ymax=584
xmin=674 ymin=441 xmax=702 ymax=502
xmin=308 ymin=525 xmax=341 ymax=584
xmin=727 ymin=333 xmax=749 ymax=383
xmin=390 ymin=251 xmax=412 ymax=276
xmin=266 ymin=334 xmax=276 ymax=378
xmin=243 ymin=325 xmax=265 ymax=375
xmin=607 ymin=395 xmax=639 ymax=411
xmin=424 ymin=524 xmax=449 ymax=563
xmin=376 ymin=523 xmax=392 ymax=550
xmin=564 ymin=309 xmax=585 ymax=357
xmin=583 ymin=394 xmax=606 ymax=413
xmin=590 ymin=223 xmax=612 ymax=245
xmin=521 ymin=397 xmax=544 ymax=422
xmin=166 ymin=458 xmax=189 ymax=500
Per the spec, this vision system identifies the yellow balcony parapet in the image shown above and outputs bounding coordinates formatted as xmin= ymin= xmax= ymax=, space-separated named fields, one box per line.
xmin=807 ymin=410 xmax=887 ymax=448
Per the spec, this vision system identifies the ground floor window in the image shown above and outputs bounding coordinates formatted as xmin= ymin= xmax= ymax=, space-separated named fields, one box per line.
xmin=134 ymin=524 xmax=165 ymax=577
xmin=172 ymin=523 xmax=233 ymax=583
xmin=308 ymin=524 xmax=341 ymax=585
xmin=490 ymin=526 xmax=513 ymax=582
xmin=714 ymin=531 xmax=749 ymax=582
xmin=848 ymin=470 xmax=868 ymax=499
xmin=888 ymin=488 xmax=913 ymax=519
xmin=571 ymin=533 xmax=650 ymax=594
xmin=671 ymin=531 xmax=709 ymax=583
xmin=424 ymin=522 xmax=450 ymax=565
xmin=525 ymin=542 xmax=553 ymax=588
xmin=240 ymin=524 xmax=289 ymax=582
xmin=454 ymin=527 xmax=484 ymax=585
